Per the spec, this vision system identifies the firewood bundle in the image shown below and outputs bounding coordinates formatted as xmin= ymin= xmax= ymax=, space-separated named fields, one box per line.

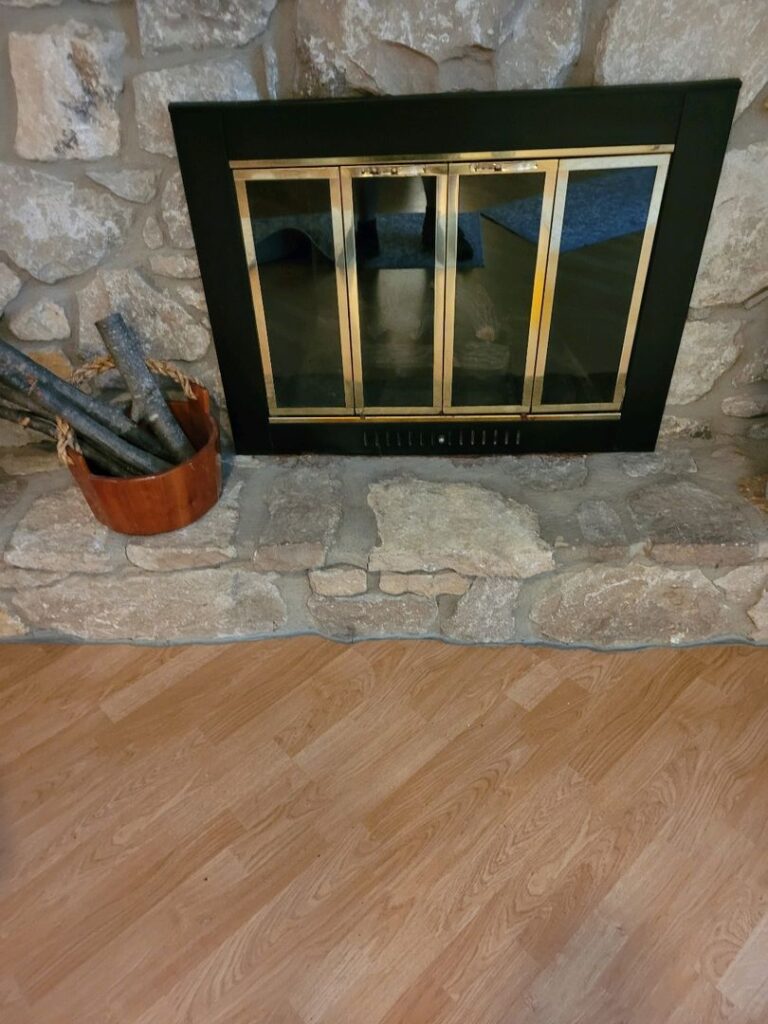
xmin=0 ymin=313 xmax=195 ymax=478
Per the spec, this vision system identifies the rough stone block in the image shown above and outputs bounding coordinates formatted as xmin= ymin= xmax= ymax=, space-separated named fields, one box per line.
xmin=0 ymin=605 xmax=27 ymax=638
xmin=308 ymin=565 xmax=368 ymax=597
xmin=254 ymin=468 xmax=341 ymax=571
xmin=87 ymin=169 xmax=159 ymax=204
xmin=161 ymin=172 xmax=195 ymax=249
xmin=13 ymin=568 xmax=286 ymax=641
xmin=379 ymin=571 xmax=470 ymax=597
xmin=368 ymin=478 xmax=553 ymax=578
xmin=0 ymin=165 xmax=132 ymax=283
xmin=8 ymin=301 xmax=69 ymax=342
xmin=667 ymin=321 xmax=741 ymax=405
xmin=442 ymin=577 xmax=520 ymax=643
xmin=307 ymin=592 xmax=437 ymax=639
xmin=10 ymin=20 xmax=125 ymax=160
xmin=136 ymin=0 xmax=278 ymax=53
xmin=530 ymin=563 xmax=737 ymax=645
xmin=0 ymin=263 xmax=23 ymax=314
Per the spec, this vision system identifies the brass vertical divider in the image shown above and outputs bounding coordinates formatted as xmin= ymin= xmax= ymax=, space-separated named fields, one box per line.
xmin=531 ymin=153 xmax=671 ymax=413
xmin=442 ymin=160 xmax=559 ymax=415
xmin=340 ymin=163 xmax=448 ymax=416
xmin=232 ymin=166 xmax=355 ymax=417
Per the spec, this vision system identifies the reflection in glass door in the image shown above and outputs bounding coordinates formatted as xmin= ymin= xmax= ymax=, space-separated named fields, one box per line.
xmin=233 ymin=167 xmax=354 ymax=416
xmin=341 ymin=164 xmax=447 ymax=413
xmin=444 ymin=160 xmax=557 ymax=413
xmin=532 ymin=155 xmax=670 ymax=411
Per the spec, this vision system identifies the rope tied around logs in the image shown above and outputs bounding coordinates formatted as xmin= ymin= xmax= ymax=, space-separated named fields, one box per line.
xmin=56 ymin=355 xmax=200 ymax=468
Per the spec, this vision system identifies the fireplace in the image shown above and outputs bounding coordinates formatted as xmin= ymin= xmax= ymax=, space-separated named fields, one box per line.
xmin=171 ymin=82 xmax=739 ymax=456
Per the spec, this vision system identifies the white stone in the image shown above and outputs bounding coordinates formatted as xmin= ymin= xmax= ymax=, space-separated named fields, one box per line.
xmin=0 ymin=264 xmax=23 ymax=314
xmin=8 ymin=300 xmax=70 ymax=342
xmin=379 ymin=571 xmax=470 ymax=597
xmin=691 ymin=144 xmax=768 ymax=308
xmin=142 ymin=216 xmax=164 ymax=250
xmin=176 ymin=283 xmax=209 ymax=313
xmin=530 ymin=563 xmax=738 ymax=646
xmin=12 ymin=568 xmax=286 ymax=642
xmin=161 ymin=172 xmax=195 ymax=249
xmin=733 ymin=346 xmax=768 ymax=387
xmin=5 ymin=488 xmax=120 ymax=574
xmin=308 ymin=565 xmax=367 ymax=597
xmin=296 ymin=0 xmax=504 ymax=95
xmin=86 ymin=169 xmax=159 ymax=204
xmin=136 ymin=0 xmax=278 ymax=54
xmin=368 ymin=478 xmax=554 ymax=579
xmin=10 ymin=20 xmax=125 ymax=161
xmin=596 ymin=0 xmax=768 ymax=116
xmin=715 ymin=562 xmax=768 ymax=605
xmin=658 ymin=415 xmax=712 ymax=441
xmin=619 ymin=451 xmax=697 ymax=478
xmin=496 ymin=0 xmax=584 ymax=89
xmin=126 ymin=482 xmax=241 ymax=571
xmin=0 ymin=605 xmax=27 ymax=638
xmin=442 ymin=577 xmax=520 ymax=643
xmin=0 ymin=165 xmax=133 ymax=284
xmin=78 ymin=270 xmax=210 ymax=361
xmin=149 ymin=253 xmax=200 ymax=279
xmin=667 ymin=321 xmax=742 ymax=405
xmin=721 ymin=395 xmax=768 ymax=419
xmin=134 ymin=60 xmax=259 ymax=157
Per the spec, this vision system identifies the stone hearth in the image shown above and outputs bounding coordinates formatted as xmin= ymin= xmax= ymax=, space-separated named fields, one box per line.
xmin=1 ymin=440 xmax=766 ymax=648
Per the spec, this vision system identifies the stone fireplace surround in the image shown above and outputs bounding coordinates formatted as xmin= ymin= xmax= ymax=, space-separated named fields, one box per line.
xmin=0 ymin=1 xmax=766 ymax=647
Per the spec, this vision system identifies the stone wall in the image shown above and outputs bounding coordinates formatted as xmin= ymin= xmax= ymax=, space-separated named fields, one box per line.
xmin=0 ymin=0 xmax=766 ymax=448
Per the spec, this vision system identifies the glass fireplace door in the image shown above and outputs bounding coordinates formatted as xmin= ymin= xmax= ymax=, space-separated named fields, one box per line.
xmin=233 ymin=167 xmax=354 ymax=417
xmin=532 ymin=154 xmax=670 ymax=412
xmin=341 ymin=164 xmax=448 ymax=414
xmin=444 ymin=159 xmax=557 ymax=414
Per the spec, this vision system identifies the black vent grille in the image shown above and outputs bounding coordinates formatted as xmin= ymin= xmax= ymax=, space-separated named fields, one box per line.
xmin=361 ymin=425 xmax=521 ymax=454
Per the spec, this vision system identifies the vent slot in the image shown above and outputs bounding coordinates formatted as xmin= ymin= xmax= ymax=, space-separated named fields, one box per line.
xmin=361 ymin=426 xmax=518 ymax=453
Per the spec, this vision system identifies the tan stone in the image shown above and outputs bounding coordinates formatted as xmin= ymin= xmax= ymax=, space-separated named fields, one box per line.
xmin=747 ymin=592 xmax=768 ymax=643
xmin=30 ymin=346 xmax=73 ymax=380
xmin=721 ymin=395 xmax=768 ymax=419
xmin=254 ymin=468 xmax=341 ymax=571
xmin=8 ymin=300 xmax=70 ymax=342
xmin=368 ymin=478 xmax=554 ymax=579
xmin=0 ymin=605 xmax=27 ymax=638
xmin=13 ymin=568 xmax=286 ymax=642
xmin=379 ymin=571 xmax=470 ymax=598
xmin=10 ymin=20 xmax=125 ymax=160
xmin=142 ymin=216 xmax=164 ymax=250
xmin=530 ymin=564 xmax=737 ymax=646
xmin=309 ymin=566 xmax=367 ymax=597
xmin=5 ymin=488 xmax=121 ymax=574
xmin=126 ymin=482 xmax=241 ymax=571
xmin=715 ymin=563 xmax=768 ymax=606
xmin=0 ymin=449 xmax=60 ymax=476
xmin=149 ymin=254 xmax=200 ymax=279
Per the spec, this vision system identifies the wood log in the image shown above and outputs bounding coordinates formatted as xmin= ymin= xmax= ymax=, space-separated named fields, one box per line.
xmin=0 ymin=399 xmax=135 ymax=477
xmin=0 ymin=350 xmax=172 ymax=476
xmin=0 ymin=336 xmax=171 ymax=461
xmin=96 ymin=313 xmax=195 ymax=461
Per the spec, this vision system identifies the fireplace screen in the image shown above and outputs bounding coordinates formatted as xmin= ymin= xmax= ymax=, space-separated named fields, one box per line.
xmin=233 ymin=150 xmax=669 ymax=424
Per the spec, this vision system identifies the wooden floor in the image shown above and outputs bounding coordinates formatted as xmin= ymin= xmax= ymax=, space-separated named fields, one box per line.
xmin=1 ymin=639 xmax=767 ymax=1023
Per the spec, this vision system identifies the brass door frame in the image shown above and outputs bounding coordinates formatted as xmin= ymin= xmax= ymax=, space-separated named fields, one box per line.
xmin=233 ymin=166 xmax=355 ymax=418
xmin=442 ymin=159 xmax=558 ymax=415
xmin=339 ymin=162 xmax=448 ymax=415
xmin=531 ymin=153 xmax=671 ymax=413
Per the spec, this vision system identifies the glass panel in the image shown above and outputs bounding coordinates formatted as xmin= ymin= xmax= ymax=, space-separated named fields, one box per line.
xmin=351 ymin=174 xmax=439 ymax=408
xmin=246 ymin=177 xmax=346 ymax=409
xmin=540 ymin=164 xmax=657 ymax=406
xmin=451 ymin=171 xmax=545 ymax=408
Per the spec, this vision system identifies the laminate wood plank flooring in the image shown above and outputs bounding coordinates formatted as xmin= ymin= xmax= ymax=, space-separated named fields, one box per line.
xmin=0 ymin=639 xmax=766 ymax=1023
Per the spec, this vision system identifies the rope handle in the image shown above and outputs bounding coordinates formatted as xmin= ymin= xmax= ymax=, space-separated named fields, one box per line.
xmin=56 ymin=355 xmax=200 ymax=466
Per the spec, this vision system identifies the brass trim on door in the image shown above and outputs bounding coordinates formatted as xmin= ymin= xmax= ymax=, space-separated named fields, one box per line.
xmin=443 ymin=159 xmax=559 ymax=415
xmin=233 ymin=166 xmax=355 ymax=417
xmin=230 ymin=144 xmax=675 ymax=171
xmin=340 ymin=162 xmax=448 ymax=415
xmin=531 ymin=153 xmax=671 ymax=413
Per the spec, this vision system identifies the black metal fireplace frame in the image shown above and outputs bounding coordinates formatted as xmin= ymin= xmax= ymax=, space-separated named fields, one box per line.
xmin=171 ymin=81 xmax=739 ymax=456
